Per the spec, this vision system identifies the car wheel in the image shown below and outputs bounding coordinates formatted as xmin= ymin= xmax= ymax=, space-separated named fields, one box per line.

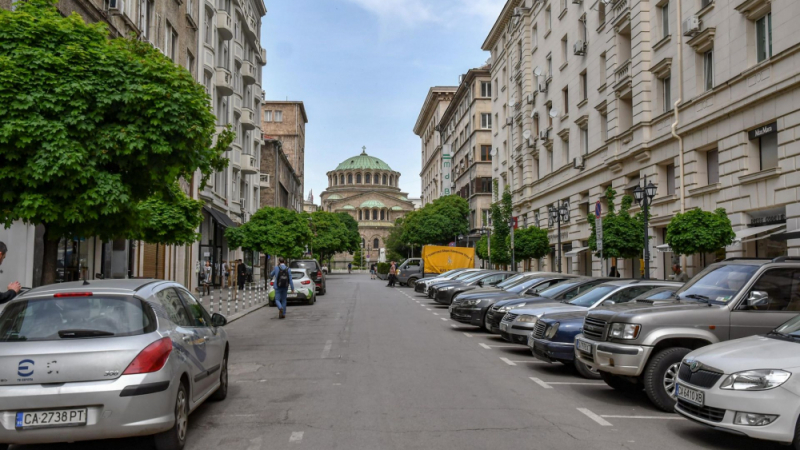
xmin=793 ymin=415 xmax=800 ymax=450
xmin=210 ymin=353 xmax=228 ymax=401
xmin=574 ymin=360 xmax=602 ymax=379
xmin=319 ymin=284 xmax=326 ymax=296
xmin=154 ymin=382 xmax=189 ymax=450
xmin=308 ymin=296 xmax=314 ymax=305
xmin=407 ymin=277 xmax=418 ymax=287
xmin=644 ymin=347 xmax=691 ymax=413
xmin=600 ymin=371 xmax=643 ymax=393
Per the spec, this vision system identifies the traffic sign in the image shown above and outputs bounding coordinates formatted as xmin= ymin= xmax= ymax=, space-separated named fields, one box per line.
xmin=596 ymin=218 xmax=603 ymax=252
xmin=595 ymin=201 xmax=602 ymax=219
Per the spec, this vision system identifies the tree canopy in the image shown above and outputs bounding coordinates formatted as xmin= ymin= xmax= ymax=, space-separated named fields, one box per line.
xmin=401 ymin=195 xmax=469 ymax=246
xmin=512 ymin=226 xmax=550 ymax=261
xmin=308 ymin=211 xmax=351 ymax=264
xmin=588 ymin=186 xmax=646 ymax=260
xmin=226 ymin=207 xmax=311 ymax=260
xmin=336 ymin=212 xmax=361 ymax=254
xmin=476 ymin=235 xmax=490 ymax=261
xmin=133 ymin=182 xmax=204 ymax=245
xmin=667 ymin=208 xmax=735 ymax=256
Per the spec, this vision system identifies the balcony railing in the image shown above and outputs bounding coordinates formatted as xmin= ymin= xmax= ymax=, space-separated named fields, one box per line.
xmin=215 ymin=67 xmax=233 ymax=97
xmin=241 ymin=107 xmax=255 ymax=130
xmin=241 ymin=154 xmax=258 ymax=174
xmin=612 ymin=0 xmax=630 ymax=22
xmin=241 ymin=61 xmax=256 ymax=85
xmin=216 ymin=11 xmax=232 ymax=40
xmin=615 ymin=59 xmax=631 ymax=84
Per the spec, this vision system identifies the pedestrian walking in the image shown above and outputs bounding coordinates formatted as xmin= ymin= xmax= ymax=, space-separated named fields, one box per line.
xmin=370 ymin=263 xmax=377 ymax=280
xmin=0 ymin=241 xmax=21 ymax=305
xmin=237 ymin=259 xmax=247 ymax=291
xmin=387 ymin=261 xmax=397 ymax=287
xmin=608 ymin=266 xmax=621 ymax=278
xmin=221 ymin=259 xmax=230 ymax=288
xmin=270 ymin=257 xmax=295 ymax=319
xmin=348 ymin=262 xmax=352 ymax=274
xmin=201 ymin=261 xmax=212 ymax=295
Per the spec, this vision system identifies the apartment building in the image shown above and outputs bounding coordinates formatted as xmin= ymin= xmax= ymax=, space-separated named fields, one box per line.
xmin=484 ymin=0 xmax=800 ymax=279
xmin=262 ymin=101 xmax=308 ymax=198
xmin=260 ymin=136 xmax=304 ymax=213
xmin=414 ymin=87 xmax=457 ymax=206
xmin=439 ymin=67 xmax=495 ymax=240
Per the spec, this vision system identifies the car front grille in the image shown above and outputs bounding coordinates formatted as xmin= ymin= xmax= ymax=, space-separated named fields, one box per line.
xmin=532 ymin=321 xmax=547 ymax=339
xmin=676 ymin=399 xmax=725 ymax=423
xmin=502 ymin=313 xmax=519 ymax=322
xmin=678 ymin=363 xmax=723 ymax=388
xmin=582 ymin=317 xmax=607 ymax=341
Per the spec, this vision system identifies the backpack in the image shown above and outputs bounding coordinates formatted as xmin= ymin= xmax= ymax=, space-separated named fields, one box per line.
xmin=276 ymin=267 xmax=290 ymax=288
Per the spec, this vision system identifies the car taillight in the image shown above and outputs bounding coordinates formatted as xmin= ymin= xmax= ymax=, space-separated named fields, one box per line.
xmin=54 ymin=292 xmax=93 ymax=297
xmin=301 ymin=280 xmax=311 ymax=285
xmin=317 ymin=271 xmax=322 ymax=278
xmin=123 ymin=337 xmax=173 ymax=375
xmin=270 ymin=281 xmax=274 ymax=286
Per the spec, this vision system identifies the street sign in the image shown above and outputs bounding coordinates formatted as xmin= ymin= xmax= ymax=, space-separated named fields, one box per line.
xmin=512 ymin=217 xmax=519 ymax=229
xmin=596 ymin=218 xmax=603 ymax=252
xmin=366 ymin=255 xmax=370 ymax=260
xmin=595 ymin=201 xmax=602 ymax=219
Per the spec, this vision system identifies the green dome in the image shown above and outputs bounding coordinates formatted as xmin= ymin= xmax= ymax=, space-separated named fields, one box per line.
xmin=341 ymin=205 xmax=355 ymax=210
xmin=360 ymin=200 xmax=386 ymax=208
xmin=335 ymin=149 xmax=393 ymax=171
xmin=391 ymin=206 xmax=403 ymax=211
xmin=327 ymin=194 xmax=342 ymax=200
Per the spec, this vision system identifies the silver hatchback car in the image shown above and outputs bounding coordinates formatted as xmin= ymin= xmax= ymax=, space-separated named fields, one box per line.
xmin=0 ymin=279 xmax=230 ymax=450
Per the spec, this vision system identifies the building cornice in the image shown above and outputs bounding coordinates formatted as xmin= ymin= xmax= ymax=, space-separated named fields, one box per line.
xmin=440 ymin=67 xmax=492 ymax=125
xmin=413 ymin=87 xmax=458 ymax=136
xmin=482 ymin=0 xmax=523 ymax=51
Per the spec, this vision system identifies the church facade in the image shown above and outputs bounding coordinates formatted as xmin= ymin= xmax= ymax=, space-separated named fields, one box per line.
xmin=320 ymin=148 xmax=414 ymax=263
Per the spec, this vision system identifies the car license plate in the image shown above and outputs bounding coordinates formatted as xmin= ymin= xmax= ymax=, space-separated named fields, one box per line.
xmin=16 ymin=409 xmax=87 ymax=429
xmin=576 ymin=339 xmax=593 ymax=354
xmin=676 ymin=384 xmax=704 ymax=406
xmin=288 ymin=292 xmax=297 ymax=298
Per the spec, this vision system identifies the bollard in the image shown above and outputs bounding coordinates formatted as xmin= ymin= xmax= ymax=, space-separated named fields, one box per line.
xmin=208 ymin=288 xmax=213 ymax=313
xmin=248 ymin=283 xmax=252 ymax=308
xmin=227 ymin=286 xmax=231 ymax=316
xmin=218 ymin=286 xmax=223 ymax=315
xmin=235 ymin=287 xmax=239 ymax=313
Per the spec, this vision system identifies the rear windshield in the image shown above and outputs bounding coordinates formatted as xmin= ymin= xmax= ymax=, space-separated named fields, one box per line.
xmin=290 ymin=261 xmax=318 ymax=270
xmin=291 ymin=271 xmax=307 ymax=279
xmin=537 ymin=280 xmax=585 ymax=298
xmin=0 ymin=296 xmax=157 ymax=342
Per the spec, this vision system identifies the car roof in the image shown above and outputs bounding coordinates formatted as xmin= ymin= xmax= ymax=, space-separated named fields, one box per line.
xmin=597 ymin=279 xmax=684 ymax=287
xmin=18 ymin=279 xmax=165 ymax=299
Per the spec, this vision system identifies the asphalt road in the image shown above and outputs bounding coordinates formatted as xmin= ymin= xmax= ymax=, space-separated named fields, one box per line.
xmin=13 ymin=274 xmax=787 ymax=450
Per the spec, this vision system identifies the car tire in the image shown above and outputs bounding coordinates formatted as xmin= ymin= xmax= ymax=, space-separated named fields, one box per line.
xmin=407 ymin=277 xmax=418 ymax=287
xmin=308 ymin=296 xmax=314 ymax=305
xmin=319 ymin=284 xmax=326 ymax=296
xmin=154 ymin=382 xmax=189 ymax=450
xmin=600 ymin=371 xmax=643 ymax=393
xmin=644 ymin=347 xmax=691 ymax=413
xmin=574 ymin=360 xmax=602 ymax=379
xmin=793 ymin=415 xmax=800 ymax=450
xmin=210 ymin=353 xmax=228 ymax=401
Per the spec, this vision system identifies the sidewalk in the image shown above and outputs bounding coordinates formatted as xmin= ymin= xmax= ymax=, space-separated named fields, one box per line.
xmin=196 ymin=282 xmax=271 ymax=323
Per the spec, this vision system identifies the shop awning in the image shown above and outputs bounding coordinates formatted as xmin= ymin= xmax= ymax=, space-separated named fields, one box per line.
xmin=565 ymin=246 xmax=589 ymax=258
xmin=769 ymin=230 xmax=800 ymax=242
xmin=204 ymin=206 xmax=236 ymax=228
xmin=731 ymin=224 xmax=785 ymax=244
xmin=656 ymin=244 xmax=673 ymax=253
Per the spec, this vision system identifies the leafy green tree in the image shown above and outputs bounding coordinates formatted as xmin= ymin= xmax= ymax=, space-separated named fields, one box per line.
xmin=336 ymin=212 xmax=361 ymax=253
xmin=385 ymin=217 xmax=411 ymax=258
xmin=512 ymin=226 xmax=550 ymax=261
xmin=226 ymin=207 xmax=311 ymax=264
xmin=351 ymin=246 xmax=363 ymax=269
xmin=476 ymin=235 xmax=490 ymax=262
xmin=308 ymin=211 xmax=350 ymax=264
xmin=490 ymin=183 xmax=512 ymax=266
xmin=134 ymin=182 xmax=204 ymax=245
xmin=0 ymin=1 xmax=231 ymax=284
xmin=401 ymin=195 xmax=469 ymax=246
xmin=588 ymin=187 xmax=646 ymax=260
xmin=666 ymin=208 xmax=735 ymax=256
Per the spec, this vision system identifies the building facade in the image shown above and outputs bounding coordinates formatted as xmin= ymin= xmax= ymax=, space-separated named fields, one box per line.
xmin=320 ymin=149 xmax=415 ymax=263
xmin=262 ymin=101 xmax=308 ymax=198
xmin=259 ymin=137 xmax=303 ymax=212
xmin=303 ymin=191 xmax=319 ymax=213
xmin=414 ymin=87 xmax=457 ymax=206
xmin=439 ymin=66 xmax=495 ymax=243
xmin=483 ymin=0 xmax=800 ymax=279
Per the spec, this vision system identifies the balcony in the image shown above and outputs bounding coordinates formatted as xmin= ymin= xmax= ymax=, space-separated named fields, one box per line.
xmin=215 ymin=67 xmax=233 ymax=96
xmin=259 ymin=174 xmax=270 ymax=188
xmin=231 ymin=148 xmax=241 ymax=170
xmin=241 ymin=153 xmax=258 ymax=174
xmin=613 ymin=59 xmax=632 ymax=95
xmin=241 ymin=107 xmax=256 ymax=130
xmin=243 ymin=14 xmax=258 ymax=42
xmin=611 ymin=0 xmax=631 ymax=28
xmin=241 ymin=61 xmax=256 ymax=85
xmin=233 ymin=40 xmax=243 ymax=64
xmin=216 ymin=11 xmax=233 ymax=40
xmin=258 ymin=48 xmax=267 ymax=66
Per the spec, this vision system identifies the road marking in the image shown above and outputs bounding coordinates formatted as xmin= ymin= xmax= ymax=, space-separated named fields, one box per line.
xmin=546 ymin=381 xmax=607 ymax=386
xmin=601 ymin=415 xmax=686 ymax=420
xmin=426 ymin=308 xmax=432 ymax=311
xmin=289 ymin=431 xmax=304 ymax=443
xmin=529 ymin=377 xmax=553 ymax=389
xmin=433 ymin=312 xmax=439 ymax=315
xmin=463 ymin=332 xmax=473 ymax=337
xmin=578 ymin=408 xmax=613 ymax=426
xmin=479 ymin=343 xmax=492 ymax=350
xmin=440 ymin=318 xmax=448 ymax=321
xmin=500 ymin=357 xmax=517 ymax=366
xmin=321 ymin=340 xmax=332 ymax=359
xmin=450 ymin=324 xmax=458 ymax=328
xmin=333 ymin=383 xmax=342 ymax=386
xmin=246 ymin=436 xmax=263 ymax=450
xmin=487 ymin=344 xmax=522 ymax=348
xmin=510 ymin=360 xmax=547 ymax=364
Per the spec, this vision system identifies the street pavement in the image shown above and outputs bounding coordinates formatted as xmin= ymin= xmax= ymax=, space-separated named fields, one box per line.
xmin=13 ymin=274 xmax=786 ymax=450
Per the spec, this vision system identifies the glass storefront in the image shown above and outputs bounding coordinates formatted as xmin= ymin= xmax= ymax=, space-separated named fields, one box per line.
xmin=56 ymin=237 xmax=89 ymax=283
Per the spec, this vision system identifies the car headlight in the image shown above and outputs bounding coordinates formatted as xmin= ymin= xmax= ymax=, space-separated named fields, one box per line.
xmin=443 ymin=286 xmax=455 ymax=291
xmin=720 ymin=370 xmax=791 ymax=391
xmin=608 ymin=323 xmax=641 ymax=340
xmin=545 ymin=323 xmax=560 ymax=339
xmin=462 ymin=299 xmax=482 ymax=307
xmin=517 ymin=315 xmax=537 ymax=323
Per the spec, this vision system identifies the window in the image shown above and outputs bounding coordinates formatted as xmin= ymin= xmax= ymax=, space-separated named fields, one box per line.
xmin=356 ymin=174 xmax=362 ymax=184
xmin=759 ymin=131 xmax=778 ymax=170
xmin=154 ymin=288 xmax=192 ymax=327
xmin=599 ymin=1 xmax=606 ymax=24
xmin=481 ymin=81 xmax=492 ymax=97
xmin=186 ymin=51 xmax=195 ymax=79
xmin=663 ymin=76 xmax=672 ymax=112
xmin=480 ymin=145 xmax=492 ymax=161
xmin=546 ymin=54 xmax=553 ymax=78
xmin=380 ymin=209 xmax=385 ymax=220
xmin=366 ymin=173 xmax=371 ymax=184
xmin=745 ymin=269 xmax=800 ymax=311
xmin=560 ymin=0 xmax=567 ymax=13
xmin=599 ymin=53 xmax=607 ymax=86
xmin=580 ymin=126 xmax=589 ymax=155
xmin=704 ymin=50 xmax=714 ymax=91
xmin=139 ymin=0 xmax=154 ymax=41
xmin=340 ymin=174 xmax=345 ymax=185
xmin=707 ymin=149 xmax=719 ymax=184
xmin=532 ymin=25 xmax=538 ymax=49
xmin=563 ymin=87 xmax=569 ymax=115
xmin=666 ymin=163 xmax=675 ymax=195
xmin=347 ymin=174 xmax=353 ymax=184
xmin=580 ymin=71 xmax=588 ymax=101
xmin=176 ymin=289 xmax=212 ymax=328
xmin=494 ymin=79 xmax=499 ymax=99
xmin=548 ymin=149 xmax=554 ymax=172
xmin=382 ymin=174 xmax=387 ymax=185
xmin=481 ymin=113 xmax=492 ymax=129
xmin=660 ymin=3 xmax=669 ymax=39
xmin=165 ymin=22 xmax=178 ymax=61
xmin=600 ymin=111 xmax=608 ymax=141
xmin=546 ymin=6 xmax=552 ymax=32
xmin=275 ymin=110 xmax=283 ymax=122
xmin=264 ymin=110 xmax=272 ymax=122
xmin=372 ymin=210 xmax=378 ymax=220
xmin=358 ymin=210 xmax=362 ymax=220
xmin=756 ymin=13 xmax=772 ymax=63
xmin=373 ymin=238 xmax=380 ymax=248
xmin=561 ymin=35 xmax=568 ymax=66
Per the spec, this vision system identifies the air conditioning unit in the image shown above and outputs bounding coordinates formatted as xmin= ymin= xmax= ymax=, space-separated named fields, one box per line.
xmin=526 ymin=93 xmax=535 ymax=104
xmin=573 ymin=155 xmax=585 ymax=169
xmin=538 ymin=82 xmax=548 ymax=93
xmin=539 ymin=130 xmax=549 ymax=140
xmin=108 ymin=0 xmax=124 ymax=14
xmin=506 ymin=117 xmax=513 ymax=126
xmin=573 ymin=40 xmax=587 ymax=56
xmin=683 ymin=16 xmax=701 ymax=36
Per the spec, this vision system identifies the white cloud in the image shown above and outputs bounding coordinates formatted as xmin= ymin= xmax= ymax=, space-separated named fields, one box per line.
xmin=459 ymin=0 xmax=506 ymax=25
xmin=343 ymin=0 xmax=505 ymax=29
xmin=344 ymin=0 xmax=437 ymax=27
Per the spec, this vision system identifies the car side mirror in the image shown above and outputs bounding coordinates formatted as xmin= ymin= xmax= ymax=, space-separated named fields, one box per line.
xmin=746 ymin=291 xmax=769 ymax=308
xmin=211 ymin=313 xmax=227 ymax=327
xmin=477 ymin=281 xmax=484 ymax=287
xmin=603 ymin=300 xmax=616 ymax=307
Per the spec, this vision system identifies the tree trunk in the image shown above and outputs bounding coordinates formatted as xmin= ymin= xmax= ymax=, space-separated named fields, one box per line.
xmin=41 ymin=225 xmax=59 ymax=286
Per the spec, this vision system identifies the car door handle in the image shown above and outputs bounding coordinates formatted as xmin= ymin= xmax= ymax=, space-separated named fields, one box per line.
xmin=182 ymin=336 xmax=192 ymax=342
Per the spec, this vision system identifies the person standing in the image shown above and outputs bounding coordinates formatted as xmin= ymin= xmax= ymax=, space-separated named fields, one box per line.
xmin=237 ymin=259 xmax=247 ymax=291
xmin=270 ymin=257 xmax=295 ymax=319
xmin=608 ymin=266 xmax=620 ymax=278
xmin=221 ymin=260 xmax=229 ymax=288
xmin=0 ymin=242 xmax=21 ymax=305
xmin=672 ymin=263 xmax=689 ymax=283
xmin=348 ymin=262 xmax=352 ymax=274
xmin=201 ymin=261 xmax=212 ymax=296
xmin=370 ymin=263 xmax=377 ymax=280
xmin=387 ymin=261 xmax=397 ymax=287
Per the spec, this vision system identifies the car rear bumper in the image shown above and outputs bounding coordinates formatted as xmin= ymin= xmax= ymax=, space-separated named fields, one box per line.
xmin=573 ymin=334 xmax=650 ymax=376
xmin=530 ymin=339 xmax=574 ymax=363
xmin=0 ymin=373 xmax=176 ymax=445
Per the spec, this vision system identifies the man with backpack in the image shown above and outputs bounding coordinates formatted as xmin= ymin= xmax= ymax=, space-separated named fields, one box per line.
xmin=270 ymin=257 xmax=295 ymax=319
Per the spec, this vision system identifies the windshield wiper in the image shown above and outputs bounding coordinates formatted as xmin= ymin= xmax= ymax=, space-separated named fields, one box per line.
xmin=58 ymin=329 xmax=115 ymax=338
xmin=683 ymin=294 xmax=710 ymax=303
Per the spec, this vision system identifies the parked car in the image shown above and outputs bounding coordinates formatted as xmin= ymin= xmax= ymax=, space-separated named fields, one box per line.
xmin=675 ymin=315 xmax=800 ymax=448
xmin=414 ymin=269 xmax=473 ymax=294
xmin=427 ymin=270 xmax=488 ymax=299
xmin=268 ymin=269 xmax=316 ymax=306
xmin=449 ymin=273 xmax=573 ymax=327
xmin=484 ymin=277 xmax=610 ymax=333
xmin=575 ymin=257 xmax=800 ymax=412
xmin=433 ymin=271 xmax=514 ymax=305
xmin=529 ymin=286 xmax=681 ymax=379
xmin=289 ymin=259 xmax=326 ymax=296
xmin=500 ymin=280 xmax=681 ymax=345
xmin=0 ymin=280 xmax=229 ymax=450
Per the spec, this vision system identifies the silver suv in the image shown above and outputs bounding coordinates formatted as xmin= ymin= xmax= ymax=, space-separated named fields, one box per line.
xmin=575 ymin=257 xmax=800 ymax=412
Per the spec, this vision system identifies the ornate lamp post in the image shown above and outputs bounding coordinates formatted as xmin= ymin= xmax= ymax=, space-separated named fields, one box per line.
xmin=633 ymin=177 xmax=657 ymax=279
xmin=548 ymin=200 xmax=570 ymax=273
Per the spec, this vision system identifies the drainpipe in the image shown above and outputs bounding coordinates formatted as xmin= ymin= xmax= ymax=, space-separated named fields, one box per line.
xmin=671 ymin=0 xmax=687 ymax=272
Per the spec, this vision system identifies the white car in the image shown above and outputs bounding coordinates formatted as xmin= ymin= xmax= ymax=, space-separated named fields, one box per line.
xmin=675 ymin=315 xmax=800 ymax=449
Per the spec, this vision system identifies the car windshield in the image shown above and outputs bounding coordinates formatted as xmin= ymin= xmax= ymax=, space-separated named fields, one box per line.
xmin=537 ymin=280 xmax=585 ymax=298
xmin=496 ymin=274 xmax=530 ymax=289
xmin=675 ymin=264 xmax=760 ymax=303
xmin=507 ymin=277 xmax=549 ymax=293
xmin=774 ymin=316 xmax=800 ymax=337
xmin=439 ymin=269 xmax=462 ymax=278
xmin=636 ymin=287 xmax=678 ymax=301
xmin=290 ymin=261 xmax=318 ymax=270
xmin=457 ymin=272 xmax=486 ymax=282
xmin=0 ymin=296 xmax=157 ymax=342
xmin=567 ymin=285 xmax=618 ymax=308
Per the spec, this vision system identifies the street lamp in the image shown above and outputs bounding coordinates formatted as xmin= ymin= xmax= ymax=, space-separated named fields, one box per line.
xmin=633 ymin=176 xmax=657 ymax=279
xmin=548 ymin=200 xmax=570 ymax=273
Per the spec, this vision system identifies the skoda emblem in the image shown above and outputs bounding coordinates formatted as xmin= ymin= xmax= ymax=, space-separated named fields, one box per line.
xmin=689 ymin=361 xmax=701 ymax=373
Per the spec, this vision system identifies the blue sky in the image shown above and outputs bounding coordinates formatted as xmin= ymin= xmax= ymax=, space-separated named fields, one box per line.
xmin=260 ymin=0 xmax=504 ymax=202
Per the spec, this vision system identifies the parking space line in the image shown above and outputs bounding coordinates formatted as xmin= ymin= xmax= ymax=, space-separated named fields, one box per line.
xmin=463 ymin=332 xmax=473 ymax=337
xmin=510 ymin=360 xmax=547 ymax=364
xmin=289 ymin=431 xmax=304 ymax=442
xmin=321 ymin=340 xmax=332 ymax=359
xmin=479 ymin=343 xmax=492 ymax=349
xmin=450 ymin=324 xmax=458 ymax=328
xmin=577 ymin=408 xmax=613 ymax=427
xmin=440 ymin=317 xmax=448 ymax=321
xmin=547 ymin=381 xmax=606 ymax=386
xmin=426 ymin=308 xmax=432 ymax=311
xmin=601 ymin=415 xmax=686 ymax=420
xmin=500 ymin=357 xmax=517 ymax=366
xmin=529 ymin=377 xmax=553 ymax=389
xmin=487 ymin=344 xmax=521 ymax=348
xmin=433 ymin=312 xmax=439 ymax=315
